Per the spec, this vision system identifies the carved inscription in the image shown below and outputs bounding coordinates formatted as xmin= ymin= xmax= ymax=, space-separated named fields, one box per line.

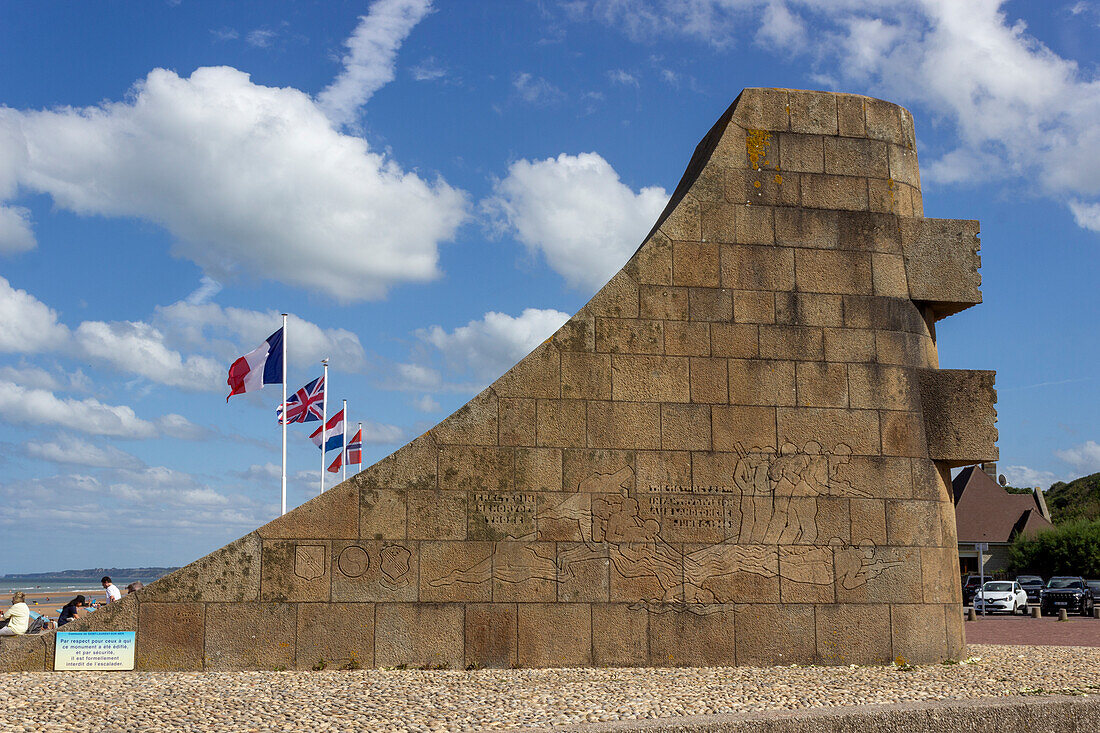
xmin=470 ymin=492 xmax=537 ymax=540
xmin=645 ymin=495 xmax=729 ymax=532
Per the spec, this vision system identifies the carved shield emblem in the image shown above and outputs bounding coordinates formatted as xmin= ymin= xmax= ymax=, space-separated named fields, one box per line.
xmin=294 ymin=544 xmax=326 ymax=581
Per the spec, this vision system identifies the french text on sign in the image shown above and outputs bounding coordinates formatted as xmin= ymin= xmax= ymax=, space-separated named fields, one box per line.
xmin=54 ymin=631 xmax=136 ymax=671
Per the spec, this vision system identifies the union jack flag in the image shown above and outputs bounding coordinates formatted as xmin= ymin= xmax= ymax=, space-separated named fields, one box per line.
xmin=346 ymin=426 xmax=363 ymax=466
xmin=277 ymin=375 xmax=325 ymax=425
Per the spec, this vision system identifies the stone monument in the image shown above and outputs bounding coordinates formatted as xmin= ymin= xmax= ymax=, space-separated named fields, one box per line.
xmin=0 ymin=88 xmax=997 ymax=672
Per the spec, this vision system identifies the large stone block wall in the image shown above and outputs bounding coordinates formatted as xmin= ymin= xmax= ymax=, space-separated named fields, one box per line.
xmin=1 ymin=88 xmax=998 ymax=671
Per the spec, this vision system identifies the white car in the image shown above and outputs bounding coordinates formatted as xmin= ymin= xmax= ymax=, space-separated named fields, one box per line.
xmin=973 ymin=580 xmax=1029 ymax=615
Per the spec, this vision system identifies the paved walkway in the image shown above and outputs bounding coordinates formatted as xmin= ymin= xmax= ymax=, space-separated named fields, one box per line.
xmin=965 ymin=614 xmax=1100 ymax=647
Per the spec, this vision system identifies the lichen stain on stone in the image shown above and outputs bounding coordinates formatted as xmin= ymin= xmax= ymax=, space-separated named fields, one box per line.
xmin=745 ymin=129 xmax=772 ymax=171
xmin=774 ymin=174 xmax=783 ymax=185
xmin=753 ymin=180 xmax=762 ymax=189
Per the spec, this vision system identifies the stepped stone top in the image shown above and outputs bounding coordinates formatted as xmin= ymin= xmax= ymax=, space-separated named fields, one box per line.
xmin=0 ymin=88 xmax=997 ymax=672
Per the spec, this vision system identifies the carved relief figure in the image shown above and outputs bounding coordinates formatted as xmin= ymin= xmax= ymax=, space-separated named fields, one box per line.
xmin=425 ymin=442 xmax=900 ymax=607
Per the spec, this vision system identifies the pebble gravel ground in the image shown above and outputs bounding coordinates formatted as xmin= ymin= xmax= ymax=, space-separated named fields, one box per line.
xmin=1 ymin=644 xmax=1098 ymax=732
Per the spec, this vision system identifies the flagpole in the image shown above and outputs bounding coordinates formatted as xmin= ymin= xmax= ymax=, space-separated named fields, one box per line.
xmin=342 ymin=399 xmax=348 ymax=483
xmin=320 ymin=359 xmax=328 ymax=496
xmin=280 ymin=314 xmax=288 ymax=516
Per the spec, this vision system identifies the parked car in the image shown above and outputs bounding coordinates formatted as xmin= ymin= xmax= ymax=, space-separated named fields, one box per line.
xmin=973 ymin=580 xmax=1029 ymax=615
xmin=962 ymin=575 xmax=984 ymax=605
xmin=1016 ymin=575 xmax=1045 ymax=604
xmin=1040 ymin=576 xmax=1096 ymax=616
xmin=1086 ymin=580 xmax=1100 ymax=598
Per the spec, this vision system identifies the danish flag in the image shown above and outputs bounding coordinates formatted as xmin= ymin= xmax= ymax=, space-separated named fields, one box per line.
xmin=327 ymin=452 xmax=342 ymax=473
xmin=277 ymin=375 xmax=325 ymax=424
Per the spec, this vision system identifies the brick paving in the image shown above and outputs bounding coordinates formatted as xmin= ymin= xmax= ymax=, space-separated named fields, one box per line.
xmin=964 ymin=614 xmax=1100 ymax=647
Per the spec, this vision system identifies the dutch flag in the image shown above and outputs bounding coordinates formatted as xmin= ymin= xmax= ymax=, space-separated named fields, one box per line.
xmin=309 ymin=409 xmax=345 ymax=453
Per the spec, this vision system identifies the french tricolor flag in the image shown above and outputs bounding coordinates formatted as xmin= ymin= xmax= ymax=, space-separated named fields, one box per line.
xmin=226 ymin=327 xmax=284 ymax=402
xmin=310 ymin=409 xmax=345 ymax=453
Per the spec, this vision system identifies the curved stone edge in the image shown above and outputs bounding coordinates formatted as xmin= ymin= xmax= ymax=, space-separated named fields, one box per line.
xmin=530 ymin=695 xmax=1100 ymax=733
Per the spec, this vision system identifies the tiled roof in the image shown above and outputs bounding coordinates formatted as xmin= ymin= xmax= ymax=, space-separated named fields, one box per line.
xmin=953 ymin=466 xmax=1054 ymax=543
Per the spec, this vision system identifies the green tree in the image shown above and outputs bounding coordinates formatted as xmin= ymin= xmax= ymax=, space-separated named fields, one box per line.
xmin=1008 ymin=519 xmax=1100 ymax=577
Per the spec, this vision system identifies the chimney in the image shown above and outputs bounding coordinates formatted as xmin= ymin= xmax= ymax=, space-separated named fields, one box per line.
xmin=1033 ymin=487 xmax=1051 ymax=523
xmin=981 ymin=462 xmax=997 ymax=479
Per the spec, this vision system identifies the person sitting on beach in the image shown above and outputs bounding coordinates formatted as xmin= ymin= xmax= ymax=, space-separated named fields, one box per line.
xmin=101 ymin=576 xmax=121 ymax=604
xmin=0 ymin=592 xmax=30 ymax=636
xmin=125 ymin=581 xmax=143 ymax=594
xmin=58 ymin=595 xmax=88 ymax=626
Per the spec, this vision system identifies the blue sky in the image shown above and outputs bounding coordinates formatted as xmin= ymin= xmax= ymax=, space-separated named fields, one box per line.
xmin=0 ymin=0 xmax=1098 ymax=573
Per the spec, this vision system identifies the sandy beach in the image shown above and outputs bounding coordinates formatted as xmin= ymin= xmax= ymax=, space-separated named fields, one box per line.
xmin=1 ymin=590 xmax=113 ymax=617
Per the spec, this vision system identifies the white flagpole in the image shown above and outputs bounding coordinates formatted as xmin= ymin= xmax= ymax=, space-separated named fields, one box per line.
xmin=280 ymin=313 xmax=288 ymax=516
xmin=320 ymin=359 xmax=328 ymax=496
xmin=357 ymin=421 xmax=362 ymax=471
xmin=342 ymin=400 xmax=348 ymax=483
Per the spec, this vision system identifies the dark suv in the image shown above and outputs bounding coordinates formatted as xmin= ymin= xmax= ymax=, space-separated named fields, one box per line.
xmin=1040 ymin=576 xmax=1096 ymax=616
xmin=1016 ymin=575 xmax=1045 ymax=604
xmin=962 ymin=575 xmax=984 ymax=605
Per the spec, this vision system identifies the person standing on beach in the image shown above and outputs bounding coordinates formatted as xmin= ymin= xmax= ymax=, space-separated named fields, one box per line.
xmin=101 ymin=576 xmax=121 ymax=604
xmin=0 ymin=592 xmax=30 ymax=635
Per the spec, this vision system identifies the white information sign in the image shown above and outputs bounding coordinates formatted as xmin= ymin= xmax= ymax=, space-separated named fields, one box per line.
xmin=54 ymin=631 xmax=135 ymax=671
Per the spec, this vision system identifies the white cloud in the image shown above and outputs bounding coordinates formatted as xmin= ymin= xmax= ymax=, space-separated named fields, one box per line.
xmin=1055 ymin=440 xmax=1100 ymax=474
xmin=513 ymin=73 xmax=565 ymax=105
xmin=410 ymin=56 xmax=447 ymax=81
xmin=0 ymin=364 xmax=88 ymax=392
xmin=485 ymin=152 xmax=668 ymax=290
xmin=154 ymin=299 xmax=367 ymax=373
xmin=573 ymin=1 xmax=1100 ymax=231
xmin=359 ymin=421 xmax=404 ymax=444
xmin=608 ymin=69 xmax=639 ymax=87
xmin=1001 ymin=464 xmax=1059 ymax=489
xmin=756 ymin=0 xmax=806 ymax=49
xmin=418 ymin=308 xmax=569 ymax=381
xmin=581 ymin=0 xmax=754 ymax=46
xmin=0 ymin=276 xmax=70 ymax=353
xmin=246 ymin=29 xmax=278 ymax=48
xmin=210 ymin=27 xmax=239 ymax=42
xmin=392 ymin=362 xmax=442 ymax=391
xmin=412 ymin=394 xmax=440 ymax=412
xmin=75 ymin=320 xmax=225 ymax=392
xmin=234 ymin=463 xmax=282 ymax=481
xmin=3 ymin=65 xmax=468 ymax=301
xmin=1068 ymin=200 xmax=1100 ymax=232
xmin=0 ymin=205 xmax=35 ymax=253
xmin=0 ymin=381 xmax=156 ymax=438
xmin=25 ymin=435 xmax=144 ymax=470
xmin=318 ymin=0 xmax=435 ymax=126
xmin=156 ymin=413 xmax=212 ymax=441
